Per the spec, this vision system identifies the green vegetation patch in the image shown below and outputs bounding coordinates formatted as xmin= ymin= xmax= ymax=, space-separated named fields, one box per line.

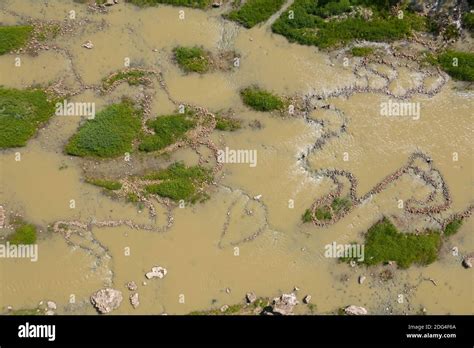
xmin=215 ymin=115 xmax=242 ymax=131
xmin=125 ymin=0 xmax=211 ymax=8
xmin=272 ymin=0 xmax=425 ymax=49
xmin=65 ymin=100 xmax=142 ymax=158
xmin=102 ymin=69 xmax=151 ymax=90
xmin=302 ymin=208 xmax=313 ymax=223
xmin=225 ymin=0 xmax=286 ymax=28
xmin=463 ymin=12 xmax=474 ymax=33
xmin=139 ymin=113 xmax=196 ymax=152
xmin=173 ymin=46 xmax=211 ymax=73
xmin=351 ymin=46 xmax=374 ymax=57
xmin=0 ymin=25 xmax=33 ymax=55
xmin=0 ymin=87 xmax=56 ymax=149
xmin=361 ymin=217 xmax=441 ymax=269
xmin=429 ymin=50 xmax=474 ymax=82
xmin=331 ymin=196 xmax=352 ymax=214
xmin=315 ymin=206 xmax=332 ymax=221
xmin=8 ymin=308 xmax=42 ymax=315
xmin=444 ymin=218 xmax=463 ymax=237
xmin=8 ymin=218 xmax=37 ymax=245
xmin=144 ymin=162 xmax=212 ymax=202
xmin=240 ymin=86 xmax=284 ymax=112
xmin=86 ymin=178 xmax=122 ymax=190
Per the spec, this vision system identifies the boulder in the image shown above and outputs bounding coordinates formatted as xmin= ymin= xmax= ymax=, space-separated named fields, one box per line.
xmin=46 ymin=301 xmax=57 ymax=310
xmin=82 ymin=41 xmax=94 ymax=49
xmin=130 ymin=293 xmax=139 ymax=309
xmin=272 ymin=293 xmax=298 ymax=315
xmin=344 ymin=305 xmax=368 ymax=315
xmin=246 ymin=292 xmax=257 ymax=304
xmin=220 ymin=305 xmax=229 ymax=312
xmin=462 ymin=254 xmax=473 ymax=268
xmin=90 ymin=288 xmax=123 ymax=314
xmin=145 ymin=266 xmax=167 ymax=279
xmin=303 ymin=295 xmax=312 ymax=304
xmin=358 ymin=275 xmax=366 ymax=284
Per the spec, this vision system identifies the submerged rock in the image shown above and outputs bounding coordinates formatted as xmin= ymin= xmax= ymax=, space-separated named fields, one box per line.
xmin=90 ymin=288 xmax=123 ymax=314
xmin=271 ymin=293 xmax=299 ymax=315
xmin=126 ymin=281 xmax=138 ymax=291
xmin=344 ymin=305 xmax=368 ymax=315
xmin=145 ymin=266 xmax=167 ymax=279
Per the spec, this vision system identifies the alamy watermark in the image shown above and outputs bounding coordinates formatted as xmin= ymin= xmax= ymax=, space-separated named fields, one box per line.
xmin=380 ymin=100 xmax=420 ymax=120
xmin=217 ymin=147 xmax=257 ymax=168
xmin=324 ymin=242 xmax=364 ymax=262
xmin=55 ymin=99 xmax=95 ymax=119
xmin=0 ymin=242 xmax=38 ymax=262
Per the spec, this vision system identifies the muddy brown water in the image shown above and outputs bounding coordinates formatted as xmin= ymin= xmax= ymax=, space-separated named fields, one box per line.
xmin=0 ymin=0 xmax=472 ymax=315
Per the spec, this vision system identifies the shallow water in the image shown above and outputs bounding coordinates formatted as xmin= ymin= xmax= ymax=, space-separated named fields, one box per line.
xmin=0 ymin=0 xmax=472 ymax=315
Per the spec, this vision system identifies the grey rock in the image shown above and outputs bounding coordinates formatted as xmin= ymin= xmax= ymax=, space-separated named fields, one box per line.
xmin=91 ymin=288 xmax=123 ymax=314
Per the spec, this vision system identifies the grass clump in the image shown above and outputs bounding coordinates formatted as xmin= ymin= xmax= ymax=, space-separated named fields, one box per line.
xmin=86 ymin=178 xmax=122 ymax=190
xmin=102 ymin=69 xmax=150 ymax=90
xmin=271 ymin=0 xmax=426 ymax=49
xmin=125 ymin=0 xmax=211 ymax=8
xmin=430 ymin=50 xmax=474 ymax=82
xmin=0 ymin=25 xmax=33 ymax=55
xmin=173 ymin=46 xmax=211 ymax=73
xmin=315 ymin=206 xmax=332 ymax=221
xmin=0 ymin=87 xmax=56 ymax=149
xmin=65 ymin=100 xmax=142 ymax=158
xmin=444 ymin=218 xmax=462 ymax=237
xmin=302 ymin=208 xmax=313 ymax=223
xmin=215 ymin=115 xmax=241 ymax=131
xmin=8 ymin=218 xmax=37 ymax=245
xmin=331 ymin=196 xmax=352 ymax=214
xmin=361 ymin=217 xmax=441 ymax=269
xmin=126 ymin=192 xmax=140 ymax=203
xmin=144 ymin=162 xmax=211 ymax=202
xmin=240 ymin=86 xmax=284 ymax=112
xmin=8 ymin=308 xmax=41 ymax=315
xmin=463 ymin=12 xmax=474 ymax=33
xmin=225 ymin=0 xmax=286 ymax=28
xmin=139 ymin=113 xmax=196 ymax=152
xmin=351 ymin=46 xmax=374 ymax=57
